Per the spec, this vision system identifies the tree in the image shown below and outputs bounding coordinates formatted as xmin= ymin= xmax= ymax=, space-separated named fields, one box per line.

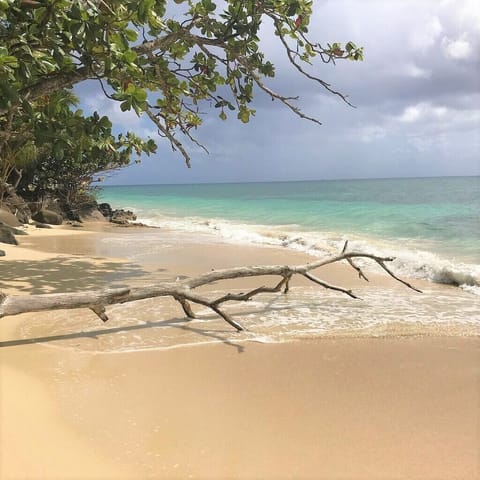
xmin=0 ymin=0 xmax=363 ymax=168
xmin=0 ymin=2 xmax=399 ymax=329
xmin=14 ymin=91 xmax=156 ymax=210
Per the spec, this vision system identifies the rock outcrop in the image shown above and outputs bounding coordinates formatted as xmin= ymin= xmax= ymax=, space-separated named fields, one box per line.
xmin=111 ymin=209 xmax=137 ymax=225
xmin=0 ymin=208 xmax=21 ymax=227
xmin=0 ymin=226 xmax=19 ymax=245
xmin=0 ymin=183 xmax=31 ymax=224
xmin=32 ymin=209 xmax=63 ymax=225
xmin=98 ymin=203 xmax=113 ymax=219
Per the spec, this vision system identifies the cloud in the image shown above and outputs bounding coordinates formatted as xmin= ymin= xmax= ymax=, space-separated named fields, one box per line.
xmin=356 ymin=125 xmax=387 ymax=143
xmin=442 ymin=34 xmax=473 ymax=59
xmin=409 ymin=16 xmax=443 ymax=52
xmin=74 ymin=1 xmax=479 ymax=184
xmin=397 ymin=103 xmax=448 ymax=123
xmin=79 ymin=88 xmax=157 ymax=139
xmin=402 ymin=63 xmax=432 ymax=79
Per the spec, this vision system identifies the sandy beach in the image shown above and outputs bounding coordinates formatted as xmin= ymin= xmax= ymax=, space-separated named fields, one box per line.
xmin=1 ymin=224 xmax=479 ymax=479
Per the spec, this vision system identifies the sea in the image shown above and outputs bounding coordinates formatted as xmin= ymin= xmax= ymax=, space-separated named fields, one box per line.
xmin=28 ymin=176 xmax=478 ymax=352
xmin=100 ymin=177 xmax=480 ymax=292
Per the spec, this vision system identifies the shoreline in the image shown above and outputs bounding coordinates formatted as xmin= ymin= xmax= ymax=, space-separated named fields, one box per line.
xmin=1 ymin=223 xmax=479 ymax=478
xmin=2 ymin=221 xmax=478 ymax=346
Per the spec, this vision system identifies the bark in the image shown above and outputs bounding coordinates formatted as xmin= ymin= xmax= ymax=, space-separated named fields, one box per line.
xmin=0 ymin=246 xmax=421 ymax=331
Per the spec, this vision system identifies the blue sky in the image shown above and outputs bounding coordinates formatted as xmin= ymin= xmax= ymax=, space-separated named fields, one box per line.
xmin=75 ymin=0 xmax=480 ymax=185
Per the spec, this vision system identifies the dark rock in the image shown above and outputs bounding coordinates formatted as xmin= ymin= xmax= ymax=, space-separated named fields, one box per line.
xmin=44 ymin=201 xmax=64 ymax=216
xmin=32 ymin=209 xmax=63 ymax=225
xmin=65 ymin=221 xmax=84 ymax=227
xmin=111 ymin=209 xmax=137 ymax=225
xmin=0 ymin=224 xmax=27 ymax=235
xmin=0 ymin=226 xmax=18 ymax=245
xmin=98 ymin=203 xmax=113 ymax=218
xmin=111 ymin=217 xmax=129 ymax=225
xmin=0 ymin=249 xmax=5 ymax=257
xmin=77 ymin=198 xmax=100 ymax=219
xmin=33 ymin=222 xmax=52 ymax=229
xmin=61 ymin=204 xmax=81 ymax=222
xmin=0 ymin=183 xmax=31 ymax=224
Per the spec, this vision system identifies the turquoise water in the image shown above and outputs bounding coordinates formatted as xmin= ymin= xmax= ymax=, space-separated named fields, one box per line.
xmin=22 ymin=176 xmax=477 ymax=351
xmin=99 ymin=177 xmax=480 ymax=290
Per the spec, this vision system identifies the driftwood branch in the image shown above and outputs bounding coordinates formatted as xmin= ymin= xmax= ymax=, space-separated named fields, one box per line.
xmin=0 ymin=249 xmax=421 ymax=331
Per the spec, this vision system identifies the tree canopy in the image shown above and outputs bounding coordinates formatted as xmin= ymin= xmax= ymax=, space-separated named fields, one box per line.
xmin=0 ymin=0 xmax=363 ymax=200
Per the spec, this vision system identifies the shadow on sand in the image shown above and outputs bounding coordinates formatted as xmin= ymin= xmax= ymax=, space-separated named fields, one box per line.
xmin=0 ymin=315 xmax=246 ymax=353
xmin=0 ymin=257 xmax=148 ymax=294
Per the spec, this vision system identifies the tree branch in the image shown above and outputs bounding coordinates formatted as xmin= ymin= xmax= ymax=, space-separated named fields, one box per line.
xmin=0 ymin=248 xmax=421 ymax=332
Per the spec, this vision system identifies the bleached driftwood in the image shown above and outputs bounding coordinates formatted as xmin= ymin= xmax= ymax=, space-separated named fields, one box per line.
xmin=0 ymin=243 xmax=421 ymax=331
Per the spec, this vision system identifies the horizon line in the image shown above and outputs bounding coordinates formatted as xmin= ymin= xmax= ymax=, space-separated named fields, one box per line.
xmin=101 ymin=174 xmax=479 ymax=188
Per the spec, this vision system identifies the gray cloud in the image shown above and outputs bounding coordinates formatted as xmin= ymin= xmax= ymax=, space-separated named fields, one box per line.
xmin=77 ymin=0 xmax=479 ymax=184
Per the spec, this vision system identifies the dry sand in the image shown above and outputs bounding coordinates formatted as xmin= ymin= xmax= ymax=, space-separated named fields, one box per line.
xmin=1 ymin=224 xmax=479 ymax=479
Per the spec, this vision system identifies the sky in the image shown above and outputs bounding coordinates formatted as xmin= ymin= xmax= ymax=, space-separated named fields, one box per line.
xmin=76 ymin=0 xmax=480 ymax=185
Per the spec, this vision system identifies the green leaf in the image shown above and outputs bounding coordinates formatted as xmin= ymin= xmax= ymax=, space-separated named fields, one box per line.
xmin=201 ymin=0 xmax=216 ymax=13
xmin=124 ymin=29 xmax=138 ymax=42
xmin=237 ymin=107 xmax=250 ymax=123
xmin=53 ymin=143 xmax=64 ymax=160
xmin=287 ymin=1 xmax=299 ymax=17
xmin=120 ymin=100 xmax=131 ymax=112
xmin=0 ymin=56 xmax=19 ymax=68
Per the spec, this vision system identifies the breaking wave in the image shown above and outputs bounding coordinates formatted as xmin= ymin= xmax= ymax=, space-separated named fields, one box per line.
xmin=133 ymin=211 xmax=480 ymax=296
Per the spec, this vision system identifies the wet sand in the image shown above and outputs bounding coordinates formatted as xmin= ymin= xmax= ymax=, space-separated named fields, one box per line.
xmin=1 ymin=224 xmax=479 ymax=479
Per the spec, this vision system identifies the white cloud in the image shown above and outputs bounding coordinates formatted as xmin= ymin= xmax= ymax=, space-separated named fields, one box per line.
xmin=383 ymin=62 xmax=431 ymax=79
xmin=397 ymin=103 xmax=451 ymax=123
xmin=442 ymin=0 xmax=480 ymax=33
xmin=354 ymin=101 xmax=479 ymax=157
xmin=407 ymin=134 xmax=448 ymax=154
xmin=356 ymin=125 xmax=387 ymax=143
xmin=409 ymin=16 xmax=443 ymax=52
xmin=442 ymin=34 xmax=473 ymax=59
xmin=82 ymin=92 xmax=157 ymax=138
xmin=403 ymin=63 xmax=431 ymax=78
xmin=399 ymin=105 xmax=422 ymax=123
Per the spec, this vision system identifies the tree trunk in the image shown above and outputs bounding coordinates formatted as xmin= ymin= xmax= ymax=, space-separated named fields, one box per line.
xmin=0 ymin=245 xmax=421 ymax=331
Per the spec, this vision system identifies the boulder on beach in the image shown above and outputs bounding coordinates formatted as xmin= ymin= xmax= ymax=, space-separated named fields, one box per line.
xmin=81 ymin=209 xmax=107 ymax=222
xmin=33 ymin=222 xmax=52 ymax=229
xmin=0 ymin=226 xmax=19 ymax=245
xmin=0 ymin=183 xmax=31 ymax=224
xmin=98 ymin=203 xmax=113 ymax=219
xmin=111 ymin=209 xmax=137 ymax=225
xmin=0 ymin=224 xmax=27 ymax=236
xmin=32 ymin=209 xmax=63 ymax=225
xmin=0 ymin=208 xmax=21 ymax=227
xmin=0 ymin=249 xmax=5 ymax=256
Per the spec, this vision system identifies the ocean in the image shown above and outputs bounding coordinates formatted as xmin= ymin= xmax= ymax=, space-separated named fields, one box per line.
xmin=100 ymin=176 xmax=480 ymax=294
xmin=18 ymin=177 xmax=480 ymax=352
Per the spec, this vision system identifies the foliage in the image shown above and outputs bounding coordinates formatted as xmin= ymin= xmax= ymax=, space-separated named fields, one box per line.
xmin=0 ymin=0 xmax=363 ymax=169
xmin=12 ymin=91 xmax=156 ymax=206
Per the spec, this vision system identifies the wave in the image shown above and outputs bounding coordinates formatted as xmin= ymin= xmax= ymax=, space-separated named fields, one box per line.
xmin=19 ymin=285 xmax=479 ymax=353
xmin=133 ymin=210 xmax=480 ymax=295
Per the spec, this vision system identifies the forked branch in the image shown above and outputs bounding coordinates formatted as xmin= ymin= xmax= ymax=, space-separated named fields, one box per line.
xmin=0 ymin=245 xmax=421 ymax=331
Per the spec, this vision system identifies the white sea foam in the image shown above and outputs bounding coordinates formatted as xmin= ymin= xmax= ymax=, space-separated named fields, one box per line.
xmin=133 ymin=210 xmax=480 ymax=295
xmin=17 ymin=284 xmax=480 ymax=354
